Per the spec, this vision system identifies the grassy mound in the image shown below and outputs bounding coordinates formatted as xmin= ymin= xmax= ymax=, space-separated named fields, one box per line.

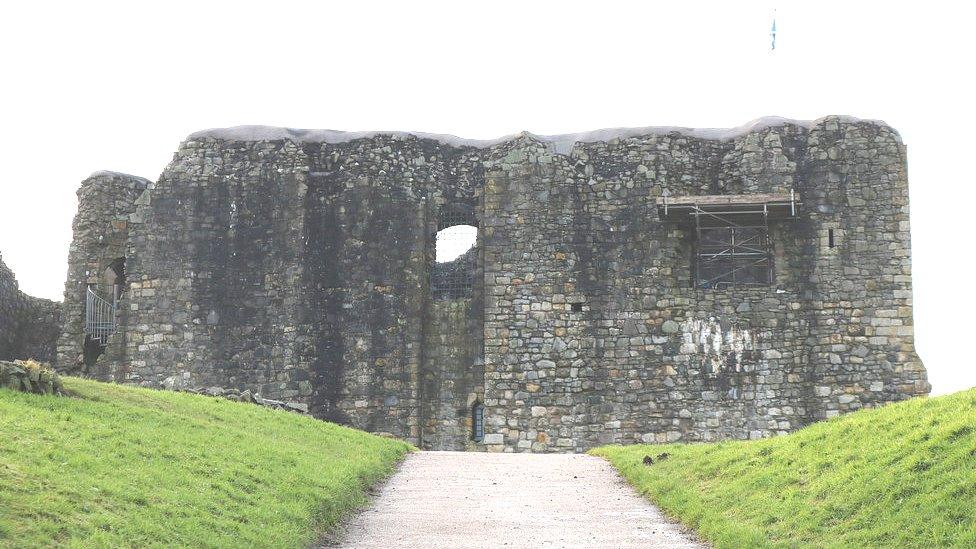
xmin=0 ymin=377 xmax=412 ymax=548
xmin=593 ymin=389 xmax=976 ymax=548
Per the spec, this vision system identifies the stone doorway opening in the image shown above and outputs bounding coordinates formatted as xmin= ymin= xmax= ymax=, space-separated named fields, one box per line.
xmin=420 ymin=205 xmax=485 ymax=450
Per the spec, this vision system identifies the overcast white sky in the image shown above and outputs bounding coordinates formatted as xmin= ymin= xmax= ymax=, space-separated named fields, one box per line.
xmin=1 ymin=1 xmax=973 ymax=394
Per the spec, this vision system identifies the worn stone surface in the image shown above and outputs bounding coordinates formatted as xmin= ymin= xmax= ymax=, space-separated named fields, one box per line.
xmin=161 ymin=378 xmax=311 ymax=414
xmin=55 ymin=171 xmax=149 ymax=375
xmin=0 ymin=253 xmax=60 ymax=362
xmin=0 ymin=360 xmax=66 ymax=395
xmin=57 ymin=116 xmax=929 ymax=451
xmin=330 ymin=451 xmax=704 ymax=548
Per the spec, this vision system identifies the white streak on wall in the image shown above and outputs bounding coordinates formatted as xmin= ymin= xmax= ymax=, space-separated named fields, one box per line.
xmin=680 ymin=317 xmax=755 ymax=372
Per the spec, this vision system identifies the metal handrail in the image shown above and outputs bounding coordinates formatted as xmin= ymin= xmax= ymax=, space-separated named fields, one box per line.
xmin=84 ymin=286 xmax=117 ymax=342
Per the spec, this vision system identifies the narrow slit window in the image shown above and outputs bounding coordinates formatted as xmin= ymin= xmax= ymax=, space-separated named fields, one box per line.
xmin=828 ymin=229 xmax=835 ymax=248
xmin=472 ymin=402 xmax=485 ymax=442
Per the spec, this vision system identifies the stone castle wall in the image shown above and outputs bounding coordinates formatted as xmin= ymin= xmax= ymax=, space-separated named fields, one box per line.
xmin=56 ymin=116 xmax=929 ymax=451
xmin=0 ymin=254 xmax=60 ymax=363
xmin=55 ymin=171 xmax=149 ymax=374
xmin=477 ymin=120 xmax=926 ymax=451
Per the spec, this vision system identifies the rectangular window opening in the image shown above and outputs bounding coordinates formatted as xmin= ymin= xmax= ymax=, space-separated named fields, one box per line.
xmin=571 ymin=302 xmax=583 ymax=313
xmin=694 ymin=223 xmax=773 ymax=289
xmin=472 ymin=403 xmax=485 ymax=442
xmin=828 ymin=228 xmax=835 ymax=248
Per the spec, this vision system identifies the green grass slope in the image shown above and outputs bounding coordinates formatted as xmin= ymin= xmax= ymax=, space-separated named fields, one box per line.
xmin=593 ymin=389 xmax=976 ymax=548
xmin=0 ymin=378 xmax=412 ymax=548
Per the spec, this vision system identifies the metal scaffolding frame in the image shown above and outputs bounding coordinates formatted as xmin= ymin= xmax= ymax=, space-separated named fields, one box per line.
xmin=656 ymin=189 xmax=801 ymax=288
xmin=692 ymin=204 xmax=774 ymax=289
xmin=656 ymin=190 xmax=798 ymax=289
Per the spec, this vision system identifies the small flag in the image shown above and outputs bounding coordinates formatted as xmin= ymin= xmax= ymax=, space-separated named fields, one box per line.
xmin=771 ymin=12 xmax=777 ymax=51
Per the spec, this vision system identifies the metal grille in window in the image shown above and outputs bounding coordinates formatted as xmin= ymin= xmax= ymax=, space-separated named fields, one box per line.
xmin=431 ymin=211 xmax=477 ymax=299
xmin=472 ymin=402 xmax=485 ymax=442
xmin=695 ymin=225 xmax=773 ymax=289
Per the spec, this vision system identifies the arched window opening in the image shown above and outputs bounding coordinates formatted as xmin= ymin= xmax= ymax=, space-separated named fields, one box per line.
xmin=435 ymin=225 xmax=477 ymax=263
xmin=85 ymin=257 xmax=124 ymax=358
xmin=432 ymin=222 xmax=478 ymax=299
xmin=471 ymin=401 xmax=485 ymax=443
xmin=104 ymin=257 xmax=126 ymax=300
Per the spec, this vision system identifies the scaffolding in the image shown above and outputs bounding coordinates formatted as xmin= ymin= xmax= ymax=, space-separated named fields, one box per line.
xmin=693 ymin=207 xmax=773 ymax=289
xmin=657 ymin=191 xmax=798 ymax=289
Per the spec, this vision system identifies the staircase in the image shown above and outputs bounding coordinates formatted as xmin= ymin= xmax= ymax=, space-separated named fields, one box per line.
xmin=84 ymin=286 xmax=117 ymax=345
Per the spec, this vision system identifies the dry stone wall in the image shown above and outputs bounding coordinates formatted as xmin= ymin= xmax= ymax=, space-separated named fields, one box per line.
xmin=0 ymin=254 xmax=60 ymax=363
xmin=0 ymin=360 xmax=65 ymax=395
xmin=57 ymin=116 xmax=929 ymax=451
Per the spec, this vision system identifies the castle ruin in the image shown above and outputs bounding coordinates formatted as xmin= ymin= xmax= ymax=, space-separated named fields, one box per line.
xmin=54 ymin=116 xmax=930 ymax=452
xmin=0 ymin=254 xmax=60 ymax=363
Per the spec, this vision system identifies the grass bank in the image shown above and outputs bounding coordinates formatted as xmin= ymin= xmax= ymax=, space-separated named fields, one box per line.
xmin=593 ymin=389 xmax=976 ymax=548
xmin=0 ymin=377 xmax=412 ymax=548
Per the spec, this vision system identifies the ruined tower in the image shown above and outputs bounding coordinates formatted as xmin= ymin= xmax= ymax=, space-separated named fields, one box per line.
xmin=56 ymin=116 xmax=930 ymax=451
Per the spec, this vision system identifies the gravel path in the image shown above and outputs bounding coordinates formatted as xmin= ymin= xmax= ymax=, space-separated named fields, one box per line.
xmin=331 ymin=451 xmax=705 ymax=548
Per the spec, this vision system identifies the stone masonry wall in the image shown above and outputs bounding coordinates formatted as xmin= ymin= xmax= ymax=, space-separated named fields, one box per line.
xmin=423 ymin=245 xmax=485 ymax=451
xmin=0 ymin=253 xmax=61 ymax=363
xmin=55 ymin=171 xmax=149 ymax=374
xmin=801 ymin=120 xmax=928 ymax=418
xmin=481 ymin=131 xmax=815 ymax=450
xmin=59 ymin=116 xmax=929 ymax=451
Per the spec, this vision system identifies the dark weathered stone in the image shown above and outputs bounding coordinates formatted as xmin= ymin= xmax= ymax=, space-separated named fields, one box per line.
xmin=0 ymin=254 xmax=60 ymax=362
xmin=54 ymin=171 xmax=149 ymax=375
xmin=56 ymin=116 xmax=929 ymax=452
xmin=0 ymin=360 xmax=65 ymax=395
